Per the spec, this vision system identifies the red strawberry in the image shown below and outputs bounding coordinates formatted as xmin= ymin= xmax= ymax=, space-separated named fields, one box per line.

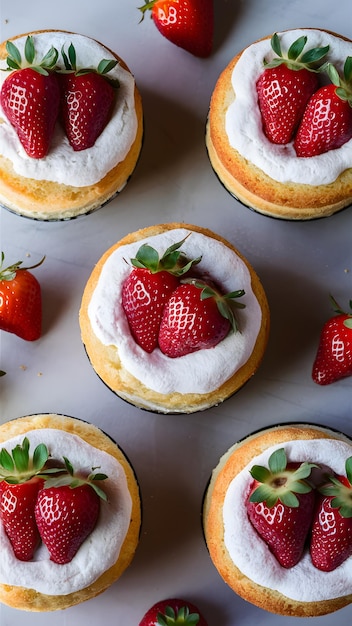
xmin=139 ymin=598 xmax=208 ymax=625
xmin=139 ymin=0 xmax=214 ymax=58
xmin=312 ymin=296 xmax=352 ymax=385
xmin=0 ymin=437 xmax=49 ymax=561
xmin=0 ymin=252 xmax=45 ymax=341
xmin=35 ymin=458 xmax=107 ymax=564
xmin=295 ymin=59 xmax=352 ymax=156
xmin=246 ymin=448 xmax=317 ymax=568
xmin=59 ymin=43 xmax=119 ymax=151
xmin=0 ymin=36 xmax=60 ymax=158
xmin=122 ymin=237 xmax=200 ymax=353
xmin=256 ymin=33 xmax=329 ymax=144
xmin=158 ymin=278 xmax=245 ymax=357
xmin=310 ymin=457 xmax=352 ymax=571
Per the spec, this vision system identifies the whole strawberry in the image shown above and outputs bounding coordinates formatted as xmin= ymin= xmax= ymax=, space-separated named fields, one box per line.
xmin=246 ymin=448 xmax=317 ymax=568
xmin=139 ymin=0 xmax=214 ymax=58
xmin=294 ymin=58 xmax=352 ymax=156
xmin=310 ymin=457 xmax=352 ymax=572
xmin=59 ymin=43 xmax=119 ymax=151
xmin=122 ymin=237 xmax=200 ymax=353
xmin=139 ymin=598 xmax=208 ymax=625
xmin=256 ymin=33 xmax=329 ymax=144
xmin=158 ymin=278 xmax=245 ymax=358
xmin=35 ymin=457 xmax=107 ymax=564
xmin=0 ymin=36 xmax=60 ymax=158
xmin=0 ymin=437 xmax=49 ymax=561
xmin=312 ymin=296 xmax=352 ymax=385
xmin=0 ymin=252 xmax=45 ymax=341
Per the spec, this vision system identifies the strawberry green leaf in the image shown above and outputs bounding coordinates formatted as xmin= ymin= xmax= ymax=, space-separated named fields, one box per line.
xmin=249 ymin=465 xmax=271 ymax=483
xmin=5 ymin=40 xmax=22 ymax=68
xmin=300 ymin=45 xmax=330 ymax=65
xmin=24 ymin=36 xmax=35 ymax=64
xmin=288 ymin=35 xmax=307 ymax=60
xmin=268 ymin=448 xmax=287 ymax=474
xmin=249 ymin=483 xmax=278 ymax=505
xmin=97 ymin=59 xmax=118 ymax=75
xmin=90 ymin=482 xmax=108 ymax=501
xmin=133 ymin=244 xmax=159 ymax=272
xmin=32 ymin=443 xmax=49 ymax=471
xmin=344 ymin=56 xmax=352 ymax=82
xmin=63 ymin=456 xmax=74 ymax=476
xmin=156 ymin=605 xmax=200 ymax=625
xmin=344 ymin=318 xmax=352 ymax=329
xmin=271 ymin=33 xmax=282 ymax=58
xmin=0 ymin=448 xmax=15 ymax=473
xmin=279 ymin=491 xmax=299 ymax=508
xmin=346 ymin=456 xmax=352 ymax=484
xmin=12 ymin=439 xmax=30 ymax=473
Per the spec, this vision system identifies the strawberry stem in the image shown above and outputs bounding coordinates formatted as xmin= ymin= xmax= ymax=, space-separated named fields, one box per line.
xmin=0 ymin=252 xmax=45 ymax=281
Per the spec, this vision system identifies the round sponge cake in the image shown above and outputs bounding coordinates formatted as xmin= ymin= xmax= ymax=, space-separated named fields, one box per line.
xmin=79 ymin=222 xmax=270 ymax=414
xmin=0 ymin=413 xmax=141 ymax=611
xmin=206 ymin=28 xmax=352 ymax=220
xmin=0 ymin=30 xmax=143 ymax=220
xmin=203 ymin=423 xmax=352 ymax=617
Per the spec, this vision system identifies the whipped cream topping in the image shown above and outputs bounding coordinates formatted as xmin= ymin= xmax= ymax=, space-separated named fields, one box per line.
xmin=0 ymin=32 xmax=138 ymax=186
xmin=223 ymin=437 xmax=352 ymax=602
xmin=0 ymin=429 xmax=132 ymax=595
xmin=88 ymin=229 xmax=262 ymax=395
xmin=226 ymin=29 xmax=352 ymax=185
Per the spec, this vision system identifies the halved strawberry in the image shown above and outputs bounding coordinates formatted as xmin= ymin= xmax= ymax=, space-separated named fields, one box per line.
xmin=59 ymin=42 xmax=119 ymax=151
xmin=0 ymin=437 xmax=49 ymax=561
xmin=35 ymin=457 xmax=107 ymax=564
xmin=310 ymin=457 xmax=352 ymax=571
xmin=256 ymin=33 xmax=329 ymax=144
xmin=294 ymin=58 xmax=352 ymax=156
xmin=122 ymin=236 xmax=201 ymax=353
xmin=246 ymin=448 xmax=317 ymax=568
xmin=0 ymin=36 xmax=60 ymax=158
xmin=158 ymin=278 xmax=245 ymax=357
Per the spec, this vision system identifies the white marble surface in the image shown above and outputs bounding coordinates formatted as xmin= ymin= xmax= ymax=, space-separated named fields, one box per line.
xmin=0 ymin=0 xmax=352 ymax=623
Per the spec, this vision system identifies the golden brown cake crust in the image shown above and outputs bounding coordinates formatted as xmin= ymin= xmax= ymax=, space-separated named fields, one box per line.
xmin=206 ymin=29 xmax=352 ymax=220
xmin=79 ymin=222 xmax=270 ymax=414
xmin=0 ymin=30 xmax=143 ymax=220
xmin=203 ymin=423 xmax=352 ymax=617
xmin=0 ymin=414 xmax=141 ymax=611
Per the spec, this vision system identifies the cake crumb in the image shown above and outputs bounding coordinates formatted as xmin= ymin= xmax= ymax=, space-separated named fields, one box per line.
xmin=37 ymin=372 xmax=43 ymax=377
xmin=19 ymin=364 xmax=27 ymax=371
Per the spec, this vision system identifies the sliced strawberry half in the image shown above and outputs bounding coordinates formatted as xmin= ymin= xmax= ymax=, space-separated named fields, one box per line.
xmin=0 ymin=35 xmax=60 ymax=158
xmin=310 ymin=456 xmax=352 ymax=571
xmin=246 ymin=448 xmax=317 ymax=568
xmin=0 ymin=437 xmax=50 ymax=560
